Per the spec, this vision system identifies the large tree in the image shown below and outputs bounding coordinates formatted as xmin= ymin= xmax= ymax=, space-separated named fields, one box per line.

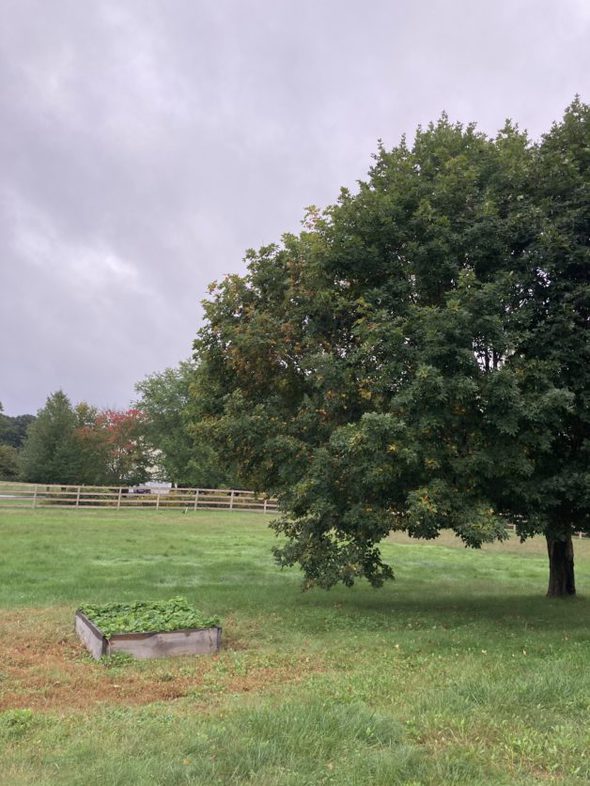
xmin=195 ymin=100 xmax=590 ymax=597
xmin=134 ymin=361 xmax=234 ymax=488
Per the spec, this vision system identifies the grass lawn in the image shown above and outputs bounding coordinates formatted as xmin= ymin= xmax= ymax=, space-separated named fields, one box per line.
xmin=0 ymin=509 xmax=589 ymax=785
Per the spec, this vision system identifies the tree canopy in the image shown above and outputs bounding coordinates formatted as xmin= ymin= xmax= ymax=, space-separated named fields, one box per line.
xmin=134 ymin=361 xmax=235 ymax=488
xmin=194 ymin=99 xmax=590 ymax=597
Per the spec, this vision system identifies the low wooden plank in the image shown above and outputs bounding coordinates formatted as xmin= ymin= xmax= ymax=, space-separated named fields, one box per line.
xmin=75 ymin=612 xmax=107 ymax=659
xmin=108 ymin=627 xmax=222 ymax=659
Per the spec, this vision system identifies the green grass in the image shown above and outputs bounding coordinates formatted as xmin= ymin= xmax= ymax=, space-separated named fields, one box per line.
xmin=0 ymin=509 xmax=589 ymax=785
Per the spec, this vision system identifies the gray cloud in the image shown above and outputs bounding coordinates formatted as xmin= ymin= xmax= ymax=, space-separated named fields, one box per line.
xmin=1 ymin=0 xmax=588 ymax=414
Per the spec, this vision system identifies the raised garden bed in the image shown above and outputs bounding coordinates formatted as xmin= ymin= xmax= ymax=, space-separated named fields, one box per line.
xmin=75 ymin=597 xmax=222 ymax=660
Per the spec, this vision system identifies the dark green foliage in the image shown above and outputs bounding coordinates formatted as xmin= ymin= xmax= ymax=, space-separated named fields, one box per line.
xmin=0 ymin=402 xmax=34 ymax=480
xmin=0 ymin=405 xmax=35 ymax=449
xmin=195 ymin=100 xmax=590 ymax=594
xmin=19 ymin=391 xmax=81 ymax=484
xmin=80 ymin=597 xmax=220 ymax=639
xmin=0 ymin=444 xmax=20 ymax=480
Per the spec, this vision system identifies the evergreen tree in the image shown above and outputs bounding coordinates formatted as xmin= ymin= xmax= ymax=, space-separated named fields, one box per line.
xmin=20 ymin=391 xmax=80 ymax=484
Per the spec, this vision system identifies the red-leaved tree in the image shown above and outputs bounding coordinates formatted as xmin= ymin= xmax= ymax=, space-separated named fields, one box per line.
xmin=74 ymin=406 xmax=152 ymax=485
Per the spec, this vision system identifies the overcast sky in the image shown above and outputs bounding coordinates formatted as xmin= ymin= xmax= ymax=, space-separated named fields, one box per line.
xmin=1 ymin=0 xmax=588 ymax=415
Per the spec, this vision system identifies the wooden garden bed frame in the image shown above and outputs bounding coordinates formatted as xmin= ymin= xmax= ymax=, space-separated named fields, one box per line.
xmin=75 ymin=610 xmax=222 ymax=660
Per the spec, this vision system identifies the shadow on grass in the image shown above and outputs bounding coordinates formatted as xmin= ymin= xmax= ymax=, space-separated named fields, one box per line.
xmin=288 ymin=585 xmax=590 ymax=634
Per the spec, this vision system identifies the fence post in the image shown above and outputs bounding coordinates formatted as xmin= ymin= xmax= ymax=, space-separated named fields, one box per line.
xmin=75 ymin=486 xmax=81 ymax=508
xmin=156 ymin=492 xmax=160 ymax=511
xmin=117 ymin=487 xmax=122 ymax=510
xmin=230 ymin=489 xmax=235 ymax=510
xmin=263 ymin=499 xmax=268 ymax=513
xmin=32 ymin=484 xmax=38 ymax=509
xmin=193 ymin=488 xmax=200 ymax=511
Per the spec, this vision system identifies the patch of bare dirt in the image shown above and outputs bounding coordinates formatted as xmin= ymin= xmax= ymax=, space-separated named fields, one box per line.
xmin=0 ymin=609 xmax=321 ymax=712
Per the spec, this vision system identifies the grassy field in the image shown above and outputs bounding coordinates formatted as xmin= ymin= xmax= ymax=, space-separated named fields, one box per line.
xmin=0 ymin=509 xmax=589 ymax=785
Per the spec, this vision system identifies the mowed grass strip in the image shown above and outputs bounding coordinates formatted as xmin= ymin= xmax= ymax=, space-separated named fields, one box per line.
xmin=0 ymin=509 xmax=589 ymax=785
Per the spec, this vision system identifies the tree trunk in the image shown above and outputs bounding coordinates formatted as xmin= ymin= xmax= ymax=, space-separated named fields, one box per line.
xmin=546 ymin=533 xmax=576 ymax=597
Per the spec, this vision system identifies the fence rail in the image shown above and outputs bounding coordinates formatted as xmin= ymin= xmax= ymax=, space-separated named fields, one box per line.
xmin=0 ymin=482 xmax=279 ymax=513
xmin=1 ymin=485 xmax=586 ymax=536
xmin=505 ymin=522 xmax=587 ymax=539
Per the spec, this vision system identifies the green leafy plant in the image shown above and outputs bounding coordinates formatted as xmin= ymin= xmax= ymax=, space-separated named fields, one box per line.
xmin=80 ymin=596 xmax=220 ymax=639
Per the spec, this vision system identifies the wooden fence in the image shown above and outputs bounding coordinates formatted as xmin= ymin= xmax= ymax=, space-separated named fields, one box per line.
xmin=505 ymin=522 xmax=587 ymax=539
xmin=1 ymin=484 xmax=586 ymax=537
xmin=0 ymin=482 xmax=279 ymax=513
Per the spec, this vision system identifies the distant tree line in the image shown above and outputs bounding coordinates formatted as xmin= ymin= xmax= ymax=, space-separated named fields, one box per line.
xmin=0 ymin=362 xmax=235 ymax=487
xmin=0 ymin=404 xmax=34 ymax=480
